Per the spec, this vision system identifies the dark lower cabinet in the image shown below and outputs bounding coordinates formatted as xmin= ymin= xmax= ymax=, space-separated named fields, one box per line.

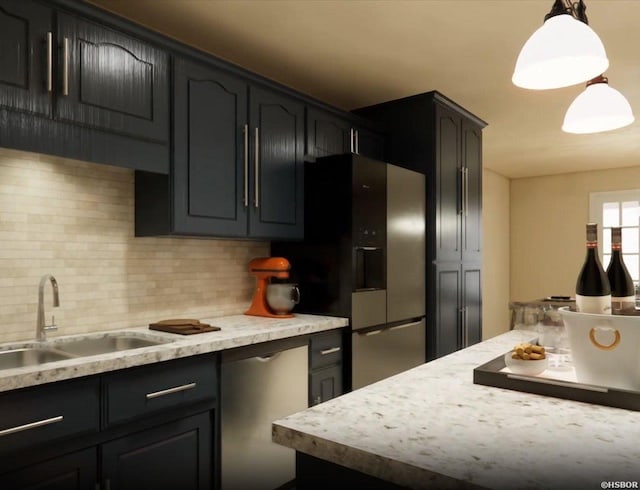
xmin=431 ymin=262 xmax=482 ymax=360
xmin=0 ymin=354 xmax=218 ymax=490
xmin=1 ymin=447 xmax=97 ymax=490
xmin=102 ymin=412 xmax=212 ymax=490
xmin=308 ymin=330 xmax=344 ymax=406
xmin=309 ymin=365 xmax=342 ymax=406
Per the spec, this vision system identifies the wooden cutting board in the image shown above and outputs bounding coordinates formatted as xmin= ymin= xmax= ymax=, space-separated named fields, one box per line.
xmin=148 ymin=318 xmax=221 ymax=335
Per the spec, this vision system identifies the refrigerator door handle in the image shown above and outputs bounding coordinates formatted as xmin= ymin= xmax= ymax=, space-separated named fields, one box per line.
xmin=389 ymin=320 xmax=423 ymax=331
xmin=362 ymin=328 xmax=384 ymax=336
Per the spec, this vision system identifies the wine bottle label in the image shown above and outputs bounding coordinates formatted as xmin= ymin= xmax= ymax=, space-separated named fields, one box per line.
xmin=575 ymin=294 xmax=611 ymax=314
xmin=612 ymin=296 xmax=636 ymax=312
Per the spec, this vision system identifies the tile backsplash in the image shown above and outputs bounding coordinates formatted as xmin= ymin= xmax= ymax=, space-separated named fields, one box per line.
xmin=0 ymin=148 xmax=269 ymax=343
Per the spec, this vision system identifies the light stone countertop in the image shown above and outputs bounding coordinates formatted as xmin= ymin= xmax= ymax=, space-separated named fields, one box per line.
xmin=0 ymin=313 xmax=347 ymax=393
xmin=272 ymin=329 xmax=640 ymax=490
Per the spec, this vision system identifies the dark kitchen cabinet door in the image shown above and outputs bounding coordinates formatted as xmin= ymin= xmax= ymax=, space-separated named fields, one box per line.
xmin=249 ymin=86 xmax=304 ymax=240
xmin=1 ymin=447 xmax=97 ymax=490
xmin=306 ymin=106 xmax=351 ymax=158
xmin=55 ymin=12 xmax=169 ymax=143
xmin=463 ymin=264 xmax=482 ymax=348
xmin=462 ymin=119 xmax=483 ymax=263
xmin=0 ymin=0 xmax=52 ymax=117
xmin=172 ymin=57 xmax=248 ymax=236
xmin=430 ymin=262 xmax=461 ymax=361
xmin=309 ymin=364 xmax=343 ymax=406
xmin=352 ymin=124 xmax=385 ymax=161
xmin=428 ymin=262 xmax=482 ymax=361
xmin=435 ymin=103 xmax=463 ymax=263
xmin=101 ymin=412 xmax=212 ymax=490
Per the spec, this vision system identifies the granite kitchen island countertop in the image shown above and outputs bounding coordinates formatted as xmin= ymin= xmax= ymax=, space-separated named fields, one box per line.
xmin=0 ymin=313 xmax=347 ymax=392
xmin=273 ymin=329 xmax=640 ymax=489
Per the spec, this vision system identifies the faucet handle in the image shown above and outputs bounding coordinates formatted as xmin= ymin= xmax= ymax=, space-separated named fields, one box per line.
xmin=44 ymin=315 xmax=58 ymax=333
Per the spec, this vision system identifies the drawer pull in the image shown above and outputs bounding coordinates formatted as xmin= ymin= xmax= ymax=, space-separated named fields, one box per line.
xmin=0 ymin=415 xmax=63 ymax=437
xmin=320 ymin=347 xmax=341 ymax=356
xmin=146 ymin=382 xmax=196 ymax=400
xmin=389 ymin=320 xmax=423 ymax=331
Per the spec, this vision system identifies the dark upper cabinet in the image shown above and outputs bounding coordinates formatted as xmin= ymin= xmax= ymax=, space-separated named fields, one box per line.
xmin=0 ymin=0 xmax=170 ymax=173
xmin=306 ymin=106 xmax=385 ymax=161
xmin=55 ymin=12 xmax=169 ymax=143
xmin=462 ymin=118 xmax=482 ymax=263
xmin=249 ymin=85 xmax=304 ymax=239
xmin=306 ymin=106 xmax=351 ymax=158
xmin=171 ymin=57 xmax=248 ymax=236
xmin=435 ymin=103 xmax=483 ymax=263
xmin=136 ymin=56 xmax=304 ymax=240
xmin=0 ymin=0 xmax=52 ymax=118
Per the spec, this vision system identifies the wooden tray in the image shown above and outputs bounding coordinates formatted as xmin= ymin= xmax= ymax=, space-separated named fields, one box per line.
xmin=473 ymin=351 xmax=640 ymax=412
xmin=148 ymin=319 xmax=221 ymax=335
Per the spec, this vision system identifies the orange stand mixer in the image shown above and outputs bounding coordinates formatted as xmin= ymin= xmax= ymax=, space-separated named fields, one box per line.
xmin=245 ymin=257 xmax=294 ymax=318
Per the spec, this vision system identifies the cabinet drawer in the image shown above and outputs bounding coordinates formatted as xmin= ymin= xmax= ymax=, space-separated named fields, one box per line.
xmin=103 ymin=354 xmax=217 ymax=427
xmin=309 ymin=330 xmax=343 ymax=370
xmin=0 ymin=377 xmax=99 ymax=454
xmin=309 ymin=364 xmax=343 ymax=406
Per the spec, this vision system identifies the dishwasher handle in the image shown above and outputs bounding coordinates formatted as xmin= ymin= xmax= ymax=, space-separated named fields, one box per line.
xmin=253 ymin=352 xmax=282 ymax=362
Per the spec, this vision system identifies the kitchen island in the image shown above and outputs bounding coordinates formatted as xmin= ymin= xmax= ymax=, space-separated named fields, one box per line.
xmin=273 ymin=329 xmax=640 ymax=489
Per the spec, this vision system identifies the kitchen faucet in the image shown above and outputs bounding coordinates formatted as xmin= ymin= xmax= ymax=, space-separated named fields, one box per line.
xmin=36 ymin=274 xmax=59 ymax=341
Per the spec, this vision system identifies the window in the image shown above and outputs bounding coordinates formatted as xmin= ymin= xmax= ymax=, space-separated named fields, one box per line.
xmin=589 ymin=190 xmax=640 ymax=284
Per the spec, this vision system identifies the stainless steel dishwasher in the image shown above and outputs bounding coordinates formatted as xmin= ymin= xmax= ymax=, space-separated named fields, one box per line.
xmin=221 ymin=338 xmax=308 ymax=490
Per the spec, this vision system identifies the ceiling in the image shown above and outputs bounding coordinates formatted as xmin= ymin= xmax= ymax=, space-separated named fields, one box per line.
xmin=86 ymin=0 xmax=640 ymax=179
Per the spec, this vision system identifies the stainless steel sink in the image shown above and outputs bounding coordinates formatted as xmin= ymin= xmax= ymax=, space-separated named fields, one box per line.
xmin=0 ymin=332 xmax=174 ymax=371
xmin=0 ymin=348 xmax=75 ymax=370
xmin=52 ymin=333 xmax=172 ymax=357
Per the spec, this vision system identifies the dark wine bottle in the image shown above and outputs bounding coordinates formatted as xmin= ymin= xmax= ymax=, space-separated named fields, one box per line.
xmin=606 ymin=226 xmax=636 ymax=312
xmin=575 ymin=223 xmax=611 ymax=314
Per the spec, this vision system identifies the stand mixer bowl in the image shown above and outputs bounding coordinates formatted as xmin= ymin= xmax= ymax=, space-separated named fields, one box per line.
xmin=266 ymin=284 xmax=300 ymax=315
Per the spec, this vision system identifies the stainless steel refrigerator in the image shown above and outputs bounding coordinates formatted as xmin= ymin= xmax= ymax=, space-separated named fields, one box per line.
xmin=272 ymin=153 xmax=426 ymax=390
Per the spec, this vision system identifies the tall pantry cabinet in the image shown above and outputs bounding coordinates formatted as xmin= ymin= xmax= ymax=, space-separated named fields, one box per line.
xmin=354 ymin=91 xmax=487 ymax=361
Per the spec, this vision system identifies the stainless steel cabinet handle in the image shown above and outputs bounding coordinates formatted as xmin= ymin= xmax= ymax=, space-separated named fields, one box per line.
xmin=62 ymin=37 xmax=69 ymax=96
xmin=460 ymin=167 xmax=464 ymax=216
xmin=355 ymin=129 xmax=359 ymax=154
xmin=253 ymin=352 xmax=282 ymax=362
xmin=464 ymin=167 xmax=469 ymax=217
xmin=254 ymin=127 xmax=259 ymax=208
xmin=46 ymin=32 xmax=53 ymax=92
xmin=350 ymin=128 xmax=354 ymax=153
xmin=363 ymin=328 xmax=383 ymax=336
xmin=243 ymin=124 xmax=249 ymax=207
xmin=146 ymin=382 xmax=196 ymax=399
xmin=389 ymin=320 xmax=423 ymax=331
xmin=0 ymin=415 xmax=63 ymax=437
xmin=320 ymin=346 xmax=341 ymax=356
xmin=462 ymin=307 xmax=469 ymax=347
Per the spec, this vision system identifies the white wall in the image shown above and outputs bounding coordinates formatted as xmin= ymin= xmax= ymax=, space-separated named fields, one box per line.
xmin=510 ymin=165 xmax=640 ymax=302
xmin=482 ymin=168 xmax=511 ymax=339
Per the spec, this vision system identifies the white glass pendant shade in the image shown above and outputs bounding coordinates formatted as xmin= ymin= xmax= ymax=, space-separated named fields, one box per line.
xmin=512 ymin=14 xmax=609 ymax=90
xmin=562 ymin=81 xmax=635 ymax=134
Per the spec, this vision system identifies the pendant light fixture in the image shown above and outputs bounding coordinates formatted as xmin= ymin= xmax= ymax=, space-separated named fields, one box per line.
xmin=512 ymin=0 xmax=609 ymax=90
xmin=562 ymin=75 xmax=635 ymax=134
